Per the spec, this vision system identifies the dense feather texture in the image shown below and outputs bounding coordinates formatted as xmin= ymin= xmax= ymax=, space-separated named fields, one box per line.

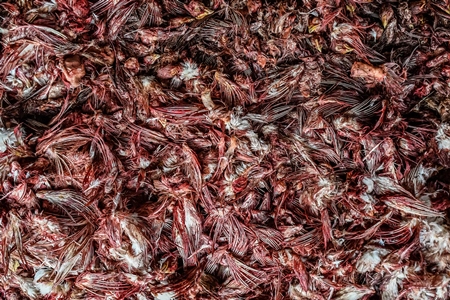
xmin=1 ymin=0 xmax=450 ymax=299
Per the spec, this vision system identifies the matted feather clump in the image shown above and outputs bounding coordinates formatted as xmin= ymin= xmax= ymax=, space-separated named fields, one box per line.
xmin=1 ymin=0 xmax=450 ymax=299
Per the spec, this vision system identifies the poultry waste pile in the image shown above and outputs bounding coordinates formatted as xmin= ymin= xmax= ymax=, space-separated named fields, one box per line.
xmin=1 ymin=0 xmax=450 ymax=299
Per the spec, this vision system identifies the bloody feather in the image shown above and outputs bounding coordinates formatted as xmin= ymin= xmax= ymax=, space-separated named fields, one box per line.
xmin=1 ymin=1 xmax=450 ymax=300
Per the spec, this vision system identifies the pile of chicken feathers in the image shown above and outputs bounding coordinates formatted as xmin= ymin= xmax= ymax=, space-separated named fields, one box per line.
xmin=2 ymin=0 xmax=450 ymax=299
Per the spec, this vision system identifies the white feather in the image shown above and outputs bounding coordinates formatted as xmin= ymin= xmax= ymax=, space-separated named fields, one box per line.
xmin=436 ymin=123 xmax=450 ymax=150
xmin=0 ymin=127 xmax=17 ymax=152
